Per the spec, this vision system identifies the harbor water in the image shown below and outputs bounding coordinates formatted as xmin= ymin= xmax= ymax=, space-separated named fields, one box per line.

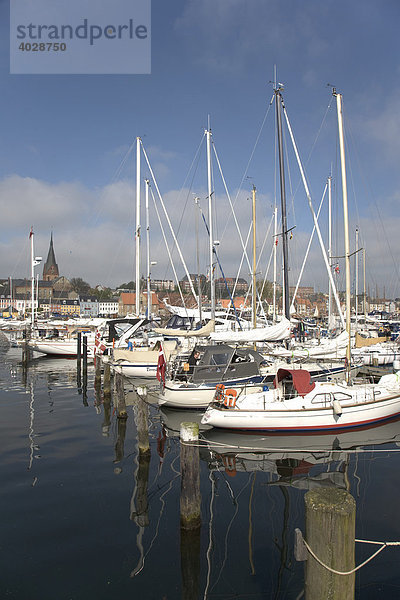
xmin=1 ymin=339 xmax=400 ymax=599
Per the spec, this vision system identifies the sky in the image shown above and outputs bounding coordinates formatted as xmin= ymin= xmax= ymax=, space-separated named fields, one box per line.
xmin=1 ymin=0 xmax=400 ymax=300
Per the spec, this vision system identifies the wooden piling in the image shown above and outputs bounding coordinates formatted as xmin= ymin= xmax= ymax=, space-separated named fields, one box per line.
xmin=77 ymin=331 xmax=82 ymax=362
xmin=103 ymin=362 xmax=111 ymax=399
xmin=82 ymin=335 xmax=88 ymax=405
xmin=115 ymin=373 xmax=127 ymax=419
xmin=102 ymin=388 xmax=111 ymax=436
xmin=94 ymin=354 xmax=102 ymax=392
xmin=22 ymin=326 xmax=31 ymax=369
xmin=180 ymin=525 xmax=201 ymax=600
xmin=76 ymin=360 xmax=82 ymax=395
xmin=305 ymin=488 xmax=355 ymax=600
xmin=132 ymin=393 xmax=150 ymax=455
xmin=114 ymin=412 xmax=128 ymax=464
xmin=82 ymin=335 xmax=88 ymax=374
xmin=180 ymin=422 xmax=201 ymax=530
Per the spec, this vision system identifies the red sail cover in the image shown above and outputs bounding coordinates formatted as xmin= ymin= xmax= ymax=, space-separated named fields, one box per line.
xmin=274 ymin=369 xmax=315 ymax=398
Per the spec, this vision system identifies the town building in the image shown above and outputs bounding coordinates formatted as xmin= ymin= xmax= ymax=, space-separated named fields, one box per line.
xmin=118 ymin=292 xmax=160 ymax=317
xmin=179 ymin=274 xmax=206 ymax=293
xmin=80 ymin=297 xmax=99 ymax=318
xmin=215 ymin=277 xmax=248 ymax=294
xmin=98 ymin=299 xmax=119 ymax=317
xmin=150 ymin=279 xmax=175 ymax=291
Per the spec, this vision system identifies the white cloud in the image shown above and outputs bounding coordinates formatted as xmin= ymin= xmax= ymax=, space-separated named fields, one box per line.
xmin=1 ymin=174 xmax=399 ymax=297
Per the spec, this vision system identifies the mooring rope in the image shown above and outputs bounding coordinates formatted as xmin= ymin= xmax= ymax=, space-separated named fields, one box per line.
xmin=303 ymin=537 xmax=400 ymax=576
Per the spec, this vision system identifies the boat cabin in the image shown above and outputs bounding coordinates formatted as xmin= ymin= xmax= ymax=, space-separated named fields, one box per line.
xmin=175 ymin=344 xmax=266 ymax=383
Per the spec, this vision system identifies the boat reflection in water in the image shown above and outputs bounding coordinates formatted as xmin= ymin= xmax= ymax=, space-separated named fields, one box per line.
xmin=158 ymin=406 xmax=212 ymax=436
xmin=200 ymin=418 xmax=400 ymax=484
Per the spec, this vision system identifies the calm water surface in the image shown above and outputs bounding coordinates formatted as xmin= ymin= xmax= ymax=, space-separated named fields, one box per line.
xmin=1 ymin=340 xmax=400 ymax=599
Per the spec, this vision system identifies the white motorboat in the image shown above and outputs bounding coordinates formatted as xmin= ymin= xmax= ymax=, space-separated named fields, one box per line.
xmin=157 ymin=344 xmax=267 ymax=409
xmin=27 ymin=317 xmax=150 ymax=358
xmin=110 ymin=339 xmax=179 ymax=379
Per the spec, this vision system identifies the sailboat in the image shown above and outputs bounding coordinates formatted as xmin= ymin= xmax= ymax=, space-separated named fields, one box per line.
xmin=201 ymin=89 xmax=400 ymax=433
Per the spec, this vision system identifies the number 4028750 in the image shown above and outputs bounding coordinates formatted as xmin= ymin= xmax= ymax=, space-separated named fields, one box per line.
xmin=19 ymin=42 xmax=67 ymax=51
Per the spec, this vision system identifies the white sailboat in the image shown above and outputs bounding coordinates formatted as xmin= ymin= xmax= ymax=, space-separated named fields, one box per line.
xmin=202 ymin=89 xmax=400 ymax=433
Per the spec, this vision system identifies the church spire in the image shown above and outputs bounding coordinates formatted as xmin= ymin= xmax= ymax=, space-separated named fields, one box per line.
xmin=43 ymin=233 xmax=59 ymax=281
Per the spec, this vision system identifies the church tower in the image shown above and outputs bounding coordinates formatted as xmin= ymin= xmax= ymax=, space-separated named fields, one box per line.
xmin=43 ymin=233 xmax=59 ymax=281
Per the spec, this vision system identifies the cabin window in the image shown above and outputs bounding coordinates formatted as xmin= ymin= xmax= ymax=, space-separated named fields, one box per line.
xmin=210 ymin=352 xmax=230 ymax=366
xmin=311 ymin=393 xmax=332 ymax=406
xmin=333 ymin=392 xmax=352 ymax=402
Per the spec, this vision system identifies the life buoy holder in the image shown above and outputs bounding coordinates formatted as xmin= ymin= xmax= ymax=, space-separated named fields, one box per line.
xmin=223 ymin=388 xmax=237 ymax=408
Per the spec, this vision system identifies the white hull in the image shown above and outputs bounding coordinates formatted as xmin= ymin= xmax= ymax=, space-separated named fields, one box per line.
xmin=202 ymin=373 xmax=400 ymax=432
xmin=113 ymin=363 xmax=157 ymax=378
xmin=158 ymin=380 xmax=265 ymax=409
xmin=28 ymin=339 xmax=95 ymax=356
xmin=203 ymin=395 xmax=400 ymax=431
xmin=110 ymin=342 xmax=179 ymax=379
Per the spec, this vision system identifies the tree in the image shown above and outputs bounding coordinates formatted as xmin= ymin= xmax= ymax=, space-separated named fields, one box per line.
xmin=118 ymin=281 xmax=135 ymax=290
xmin=70 ymin=277 xmax=91 ymax=294
xmin=94 ymin=287 xmax=113 ymax=300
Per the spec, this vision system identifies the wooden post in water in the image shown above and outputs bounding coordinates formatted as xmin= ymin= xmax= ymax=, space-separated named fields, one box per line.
xmin=304 ymin=488 xmax=355 ymax=600
xmin=180 ymin=422 xmax=201 ymax=600
xmin=114 ymin=410 xmax=128 ymax=465
xmin=22 ymin=325 xmax=31 ymax=369
xmin=132 ymin=392 xmax=150 ymax=455
xmin=103 ymin=361 xmax=111 ymax=399
xmin=82 ymin=335 xmax=88 ymax=374
xmin=82 ymin=335 xmax=88 ymax=405
xmin=113 ymin=373 xmax=128 ymax=469
xmin=180 ymin=422 xmax=201 ymax=530
xmin=102 ymin=386 xmax=111 ymax=437
xmin=115 ymin=373 xmax=127 ymax=419
xmin=181 ymin=525 xmax=201 ymax=600
xmin=77 ymin=331 xmax=82 ymax=362
xmin=94 ymin=354 xmax=101 ymax=393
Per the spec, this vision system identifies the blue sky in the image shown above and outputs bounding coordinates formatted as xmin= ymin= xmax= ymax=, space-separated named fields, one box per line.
xmin=1 ymin=0 xmax=400 ymax=299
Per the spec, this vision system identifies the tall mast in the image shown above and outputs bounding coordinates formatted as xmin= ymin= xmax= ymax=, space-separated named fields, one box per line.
xmin=334 ymin=91 xmax=352 ymax=375
xmin=252 ymin=185 xmax=257 ymax=339
xmin=30 ymin=227 xmax=35 ymax=326
xmin=273 ymin=206 xmax=277 ymax=322
xmin=135 ymin=137 xmax=141 ymax=316
xmin=145 ymin=179 xmax=151 ymax=319
xmin=9 ymin=276 xmax=13 ymax=312
xmin=206 ymin=124 xmax=216 ymax=321
xmin=274 ymin=86 xmax=290 ymax=321
xmin=355 ymin=227 xmax=359 ymax=330
xmin=195 ymin=197 xmax=203 ymax=323
xmin=328 ymin=175 xmax=332 ymax=325
xmin=363 ymin=248 xmax=367 ymax=321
